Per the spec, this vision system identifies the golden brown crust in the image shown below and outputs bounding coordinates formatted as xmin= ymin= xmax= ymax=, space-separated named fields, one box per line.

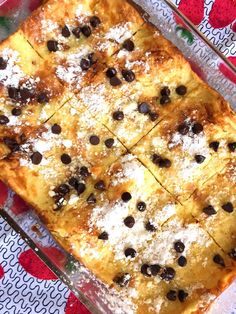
xmin=0 ymin=1 xmax=236 ymax=313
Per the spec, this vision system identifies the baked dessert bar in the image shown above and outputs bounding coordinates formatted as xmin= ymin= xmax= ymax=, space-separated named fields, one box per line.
xmin=0 ymin=0 xmax=235 ymax=313
xmin=132 ymin=92 xmax=236 ymax=202
xmin=0 ymin=30 xmax=71 ymax=159
xmin=0 ymin=99 xmax=126 ymax=218
xmin=186 ymin=161 xmax=236 ymax=256
xmin=50 ymin=155 xmax=236 ymax=314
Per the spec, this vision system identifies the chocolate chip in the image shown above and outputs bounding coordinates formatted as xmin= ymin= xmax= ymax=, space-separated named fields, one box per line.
xmin=89 ymin=135 xmax=100 ymax=145
xmin=113 ymin=111 xmax=124 ymax=121
xmin=178 ymin=122 xmax=190 ymax=135
xmin=195 ymin=155 xmax=206 ymax=164
xmin=121 ymin=69 xmax=135 ymax=82
xmin=222 ymin=202 xmax=234 ymax=213
xmin=228 ymin=248 xmax=236 ymax=261
xmin=176 ymin=85 xmax=187 ymax=96
xmin=51 ymin=124 xmax=62 ymax=134
xmin=203 ymin=205 xmax=216 ymax=216
xmin=178 ymin=290 xmax=188 ymax=302
xmin=110 ymin=76 xmax=122 ymax=86
xmin=228 ymin=142 xmax=236 ymax=152
xmin=137 ymin=201 xmax=146 ymax=212
xmin=145 ymin=221 xmax=156 ymax=232
xmin=174 ymin=241 xmax=185 ymax=253
xmin=81 ymin=25 xmax=92 ymax=37
xmin=105 ymin=138 xmax=114 ymax=148
xmin=31 ymin=152 xmax=43 ymax=165
xmin=37 ymin=92 xmax=49 ymax=104
xmin=94 ymin=180 xmax=106 ymax=191
xmin=122 ymin=39 xmax=135 ymax=51
xmin=3 ymin=137 xmax=20 ymax=152
xmin=124 ymin=248 xmax=136 ymax=258
xmin=178 ymin=256 xmax=187 ymax=267
xmin=141 ymin=264 xmax=151 ymax=277
xmin=161 ymin=87 xmax=171 ymax=97
xmin=88 ymin=52 xmax=97 ymax=65
xmin=47 ymin=40 xmax=59 ymax=52
xmin=61 ymin=153 xmax=72 ymax=165
xmin=213 ymin=254 xmax=225 ymax=267
xmin=138 ymin=102 xmax=150 ymax=114
xmin=8 ymin=87 xmax=19 ymax=100
xmin=87 ymin=193 xmax=97 ymax=204
xmin=166 ymin=290 xmax=177 ymax=301
xmin=68 ymin=177 xmax=78 ymax=188
xmin=160 ymin=95 xmax=171 ymax=105
xmin=124 ymin=216 xmax=135 ymax=228
xmin=79 ymin=166 xmax=91 ymax=178
xmin=160 ymin=267 xmax=176 ymax=281
xmin=192 ymin=122 xmax=203 ymax=134
xmin=150 ymin=264 xmax=161 ymax=276
xmin=55 ymin=184 xmax=70 ymax=196
xmin=106 ymin=67 xmax=117 ymax=78
xmin=54 ymin=197 xmax=65 ymax=210
xmin=90 ymin=16 xmax=101 ymax=28
xmin=152 ymin=154 xmax=162 ymax=165
xmin=209 ymin=141 xmax=219 ymax=152
xmin=98 ymin=231 xmax=108 ymax=240
xmin=19 ymin=88 xmax=33 ymax=103
xmin=113 ymin=273 xmax=131 ymax=287
xmin=11 ymin=108 xmax=22 ymax=116
xmin=72 ymin=27 xmax=81 ymax=38
xmin=61 ymin=25 xmax=71 ymax=37
xmin=149 ymin=112 xmax=159 ymax=122
xmin=159 ymin=158 xmax=171 ymax=168
xmin=80 ymin=58 xmax=91 ymax=71
xmin=0 ymin=115 xmax=9 ymax=125
xmin=121 ymin=192 xmax=132 ymax=203
xmin=77 ymin=183 xmax=86 ymax=195
xmin=0 ymin=57 xmax=7 ymax=70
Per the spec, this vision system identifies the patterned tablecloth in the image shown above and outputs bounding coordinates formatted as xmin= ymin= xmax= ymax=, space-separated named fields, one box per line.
xmin=0 ymin=0 xmax=235 ymax=313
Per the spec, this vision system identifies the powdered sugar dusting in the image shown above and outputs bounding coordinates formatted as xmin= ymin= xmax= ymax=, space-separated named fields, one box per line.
xmin=143 ymin=219 xmax=210 ymax=265
xmin=0 ymin=49 xmax=24 ymax=87
xmin=105 ymin=23 xmax=133 ymax=44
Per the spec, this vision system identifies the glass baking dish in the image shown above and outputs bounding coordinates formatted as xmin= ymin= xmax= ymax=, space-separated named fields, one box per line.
xmin=0 ymin=1 xmax=236 ymax=313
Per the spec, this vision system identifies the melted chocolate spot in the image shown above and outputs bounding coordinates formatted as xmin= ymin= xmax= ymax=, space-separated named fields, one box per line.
xmin=51 ymin=124 xmax=62 ymax=134
xmin=89 ymin=135 xmax=100 ymax=145
xmin=213 ymin=254 xmax=225 ymax=267
xmin=195 ymin=155 xmax=206 ymax=164
xmin=105 ymin=138 xmax=114 ymax=148
xmin=47 ymin=40 xmax=59 ymax=52
xmin=222 ymin=202 xmax=234 ymax=213
xmin=110 ymin=76 xmax=122 ymax=86
xmin=124 ymin=216 xmax=135 ymax=228
xmin=121 ymin=69 xmax=135 ymax=82
xmin=79 ymin=166 xmax=91 ymax=178
xmin=149 ymin=112 xmax=159 ymax=122
xmin=228 ymin=248 xmax=236 ymax=261
xmin=203 ymin=205 xmax=216 ymax=216
xmin=178 ymin=290 xmax=188 ymax=302
xmin=0 ymin=115 xmax=9 ymax=125
xmin=161 ymin=87 xmax=171 ymax=97
xmin=145 ymin=221 xmax=156 ymax=232
xmin=192 ymin=123 xmax=203 ymax=134
xmin=0 ymin=57 xmax=7 ymax=70
xmin=160 ymin=267 xmax=176 ymax=281
xmin=80 ymin=58 xmax=91 ymax=71
xmin=94 ymin=180 xmax=106 ymax=191
xmin=178 ymin=256 xmax=187 ymax=267
xmin=174 ymin=241 xmax=185 ymax=253
xmin=166 ymin=290 xmax=177 ymax=301
xmin=90 ymin=16 xmax=101 ymax=28
xmin=87 ymin=193 xmax=97 ymax=204
xmin=124 ymin=248 xmax=137 ymax=258
xmin=160 ymin=95 xmax=171 ymax=105
xmin=113 ymin=273 xmax=131 ymax=287
xmin=141 ymin=264 xmax=151 ymax=277
xmin=113 ymin=111 xmax=124 ymax=121
xmin=176 ymin=85 xmax=187 ymax=96
xmin=31 ymin=152 xmax=43 ymax=165
xmin=98 ymin=231 xmax=108 ymax=240
xmin=150 ymin=264 xmax=161 ymax=276
xmin=72 ymin=27 xmax=81 ymax=38
xmin=11 ymin=108 xmax=22 ymax=116
xmin=138 ymin=102 xmax=150 ymax=114
xmin=106 ymin=67 xmax=117 ymax=78
xmin=61 ymin=153 xmax=72 ymax=165
xmin=121 ymin=192 xmax=132 ymax=203
xmin=228 ymin=142 xmax=236 ymax=152
xmin=178 ymin=122 xmax=190 ymax=135
xmin=3 ymin=137 xmax=20 ymax=152
xmin=209 ymin=141 xmax=220 ymax=152
xmin=37 ymin=92 xmax=49 ymax=103
xmin=137 ymin=201 xmax=146 ymax=212
xmin=122 ymin=39 xmax=135 ymax=51
xmin=81 ymin=25 xmax=92 ymax=37
xmin=77 ymin=183 xmax=86 ymax=195
xmin=61 ymin=25 xmax=71 ymax=37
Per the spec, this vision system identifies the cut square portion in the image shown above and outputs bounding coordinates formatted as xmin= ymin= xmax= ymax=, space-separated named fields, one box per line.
xmin=185 ymin=161 xmax=236 ymax=259
xmin=0 ymin=99 xmax=126 ymax=218
xmin=49 ymin=154 xmax=236 ymax=314
xmin=132 ymin=95 xmax=236 ymax=202
xmin=0 ymin=30 xmax=71 ymax=159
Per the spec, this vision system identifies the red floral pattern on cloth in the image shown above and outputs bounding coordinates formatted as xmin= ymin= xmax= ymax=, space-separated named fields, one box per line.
xmin=0 ymin=1 xmax=235 ymax=313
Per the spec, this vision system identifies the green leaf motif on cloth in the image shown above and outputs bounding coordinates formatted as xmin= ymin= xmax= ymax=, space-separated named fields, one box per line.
xmin=176 ymin=26 xmax=194 ymax=45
